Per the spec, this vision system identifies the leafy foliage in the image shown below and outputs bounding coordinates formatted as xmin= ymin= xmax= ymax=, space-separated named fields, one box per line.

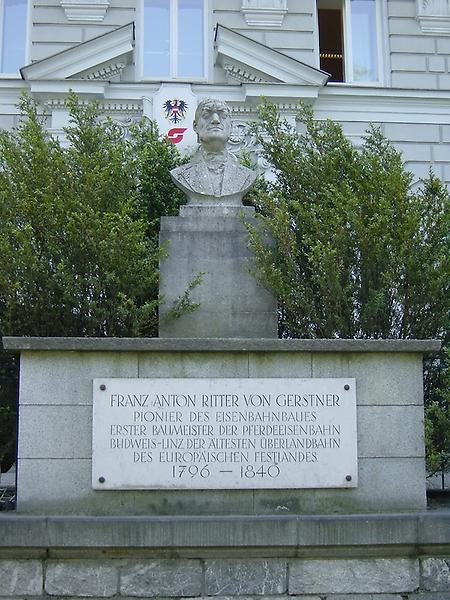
xmin=130 ymin=118 xmax=186 ymax=239
xmin=425 ymin=349 xmax=450 ymax=484
xmin=161 ymin=272 xmax=205 ymax=323
xmin=248 ymin=102 xmax=449 ymax=341
xmin=0 ymin=93 xmax=184 ymax=471
xmin=247 ymin=103 xmax=449 ymax=475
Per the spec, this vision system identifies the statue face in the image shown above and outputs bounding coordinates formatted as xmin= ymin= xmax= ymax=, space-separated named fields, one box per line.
xmin=194 ymin=100 xmax=231 ymax=150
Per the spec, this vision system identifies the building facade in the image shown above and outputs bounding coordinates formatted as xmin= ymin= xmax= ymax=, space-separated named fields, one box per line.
xmin=1 ymin=0 xmax=450 ymax=185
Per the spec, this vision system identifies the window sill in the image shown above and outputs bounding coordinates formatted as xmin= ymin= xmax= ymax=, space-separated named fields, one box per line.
xmin=0 ymin=73 xmax=23 ymax=78
xmin=327 ymin=81 xmax=385 ymax=88
xmin=139 ymin=77 xmax=209 ymax=84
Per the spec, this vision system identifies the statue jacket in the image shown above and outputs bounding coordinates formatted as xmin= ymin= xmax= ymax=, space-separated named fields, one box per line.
xmin=170 ymin=149 xmax=256 ymax=199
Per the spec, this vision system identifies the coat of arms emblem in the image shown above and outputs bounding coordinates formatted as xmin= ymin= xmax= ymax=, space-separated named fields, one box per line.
xmin=163 ymin=99 xmax=188 ymax=124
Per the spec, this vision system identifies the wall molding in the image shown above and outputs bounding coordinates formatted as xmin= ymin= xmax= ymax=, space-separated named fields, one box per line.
xmin=60 ymin=0 xmax=110 ymax=23
xmin=81 ymin=62 xmax=127 ymax=81
xmin=241 ymin=0 xmax=288 ymax=28
xmin=417 ymin=0 xmax=450 ymax=34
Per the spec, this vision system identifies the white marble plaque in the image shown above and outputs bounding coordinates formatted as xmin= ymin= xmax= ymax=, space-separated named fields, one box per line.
xmin=92 ymin=378 xmax=357 ymax=490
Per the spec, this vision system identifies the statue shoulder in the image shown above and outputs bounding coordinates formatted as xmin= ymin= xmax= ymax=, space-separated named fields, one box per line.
xmin=222 ymin=152 xmax=257 ymax=196
xmin=171 ymin=162 xmax=190 ymax=178
xmin=228 ymin=153 xmax=256 ymax=182
xmin=170 ymin=153 xmax=206 ymax=195
xmin=171 ymin=150 xmax=202 ymax=177
xmin=240 ymin=163 xmax=257 ymax=183
xmin=171 ymin=161 xmax=196 ymax=183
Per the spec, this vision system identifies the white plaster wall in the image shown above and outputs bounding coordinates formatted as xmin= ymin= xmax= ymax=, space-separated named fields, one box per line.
xmin=30 ymin=0 xmax=135 ymax=63
xmin=388 ymin=0 xmax=450 ymax=88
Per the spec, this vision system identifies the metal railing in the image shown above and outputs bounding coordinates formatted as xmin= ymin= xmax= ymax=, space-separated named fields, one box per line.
xmin=0 ymin=486 xmax=16 ymax=511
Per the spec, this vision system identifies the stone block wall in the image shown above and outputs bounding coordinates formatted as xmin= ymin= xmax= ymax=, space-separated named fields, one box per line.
xmin=4 ymin=338 xmax=437 ymax=515
xmin=1 ymin=556 xmax=450 ymax=598
xmin=389 ymin=0 xmax=450 ymax=90
xmin=312 ymin=101 xmax=450 ymax=189
xmin=3 ymin=338 xmax=446 ymax=596
xmin=0 ymin=483 xmax=448 ymax=598
xmin=31 ymin=0 xmax=135 ymax=62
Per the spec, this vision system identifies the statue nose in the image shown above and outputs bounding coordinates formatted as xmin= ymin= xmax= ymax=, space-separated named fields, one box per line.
xmin=211 ymin=112 xmax=220 ymax=123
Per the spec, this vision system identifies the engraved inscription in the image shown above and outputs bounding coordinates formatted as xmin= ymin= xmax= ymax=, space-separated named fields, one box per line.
xmin=92 ymin=378 xmax=357 ymax=490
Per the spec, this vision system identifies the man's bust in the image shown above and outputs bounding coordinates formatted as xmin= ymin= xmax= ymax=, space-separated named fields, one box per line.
xmin=170 ymin=98 xmax=256 ymax=207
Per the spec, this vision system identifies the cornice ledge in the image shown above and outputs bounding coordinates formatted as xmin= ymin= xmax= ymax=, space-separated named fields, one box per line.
xmin=223 ymin=62 xmax=264 ymax=83
xmin=417 ymin=0 xmax=450 ymax=34
xmin=44 ymin=98 xmax=141 ymax=113
xmin=221 ymin=58 xmax=276 ymax=84
xmin=26 ymin=80 xmax=108 ymax=101
xmin=320 ymin=83 xmax=450 ymax=96
xmin=79 ymin=61 xmax=127 ymax=80
xmin=61 ymin=0 xmax=110 ymax=23
xmin=2 ymin=337 xmax=441 ymax=353
xmin=417 ymin=13 xmax=450 ymax=33
xmin=241 ymin=0 xmax=288 ymax=28
xmin=2 ymin=512 xmax=449 ymax=554
xmin=243 ymin=82 xmax=320 ymax=98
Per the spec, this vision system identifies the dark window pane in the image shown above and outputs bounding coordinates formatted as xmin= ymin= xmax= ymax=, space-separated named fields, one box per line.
xmin=318 ymin=8 xmax=344 ymax=83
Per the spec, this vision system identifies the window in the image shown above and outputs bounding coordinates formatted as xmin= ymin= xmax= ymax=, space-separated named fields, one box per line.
xmin=0 ymin=0 xmax=27 ymax=74
xmin=317 ymin=3 xmax=344 ymax=82
xmin=317 ymin=0 xmax=382 ymax=84
xmin=142 ymin=0 xmax=205 ymax=79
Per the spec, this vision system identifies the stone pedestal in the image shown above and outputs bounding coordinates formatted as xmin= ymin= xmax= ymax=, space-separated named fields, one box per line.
xmin=3 ymin=336 xmax=448 ymax=599
xmin=3 ymin=336 xmax=439 ymax=516
xmin=159 ymin=206 xmax=277 ymax=338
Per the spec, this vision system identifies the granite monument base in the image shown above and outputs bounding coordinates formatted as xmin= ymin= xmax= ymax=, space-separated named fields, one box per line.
xmin=1 ymin=512 xmax=449 ymax=598
xmin=2 ymin=336 xmax=449 ymax=598
xmin=3 ymin=336 xmax=438 ymax=516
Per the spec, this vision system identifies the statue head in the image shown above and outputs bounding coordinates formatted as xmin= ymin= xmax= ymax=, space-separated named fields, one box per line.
xmin=193 ymin=98 xmax=232 ymax=152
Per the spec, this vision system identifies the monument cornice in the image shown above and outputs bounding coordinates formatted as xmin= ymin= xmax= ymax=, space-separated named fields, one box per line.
xmin=2 ymin=337 xmax=441 ymax=353
xmin=0 ymin=512 xmax=449 ymax=558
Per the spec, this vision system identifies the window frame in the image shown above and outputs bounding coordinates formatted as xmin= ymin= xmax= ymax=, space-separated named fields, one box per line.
xmin=0 ymin=0 xmax=31 ymax=77
xmin=343 ymin=0 xmax=384 ymax=85
xmin=138 ymin=0 xmax=210 ymax=82
xmin=316 ymin=0 xmax=387 ymax=86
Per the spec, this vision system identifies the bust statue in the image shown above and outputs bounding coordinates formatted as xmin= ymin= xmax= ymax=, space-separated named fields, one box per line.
xmin=170 ymin=98 xmax=256 ymax=207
